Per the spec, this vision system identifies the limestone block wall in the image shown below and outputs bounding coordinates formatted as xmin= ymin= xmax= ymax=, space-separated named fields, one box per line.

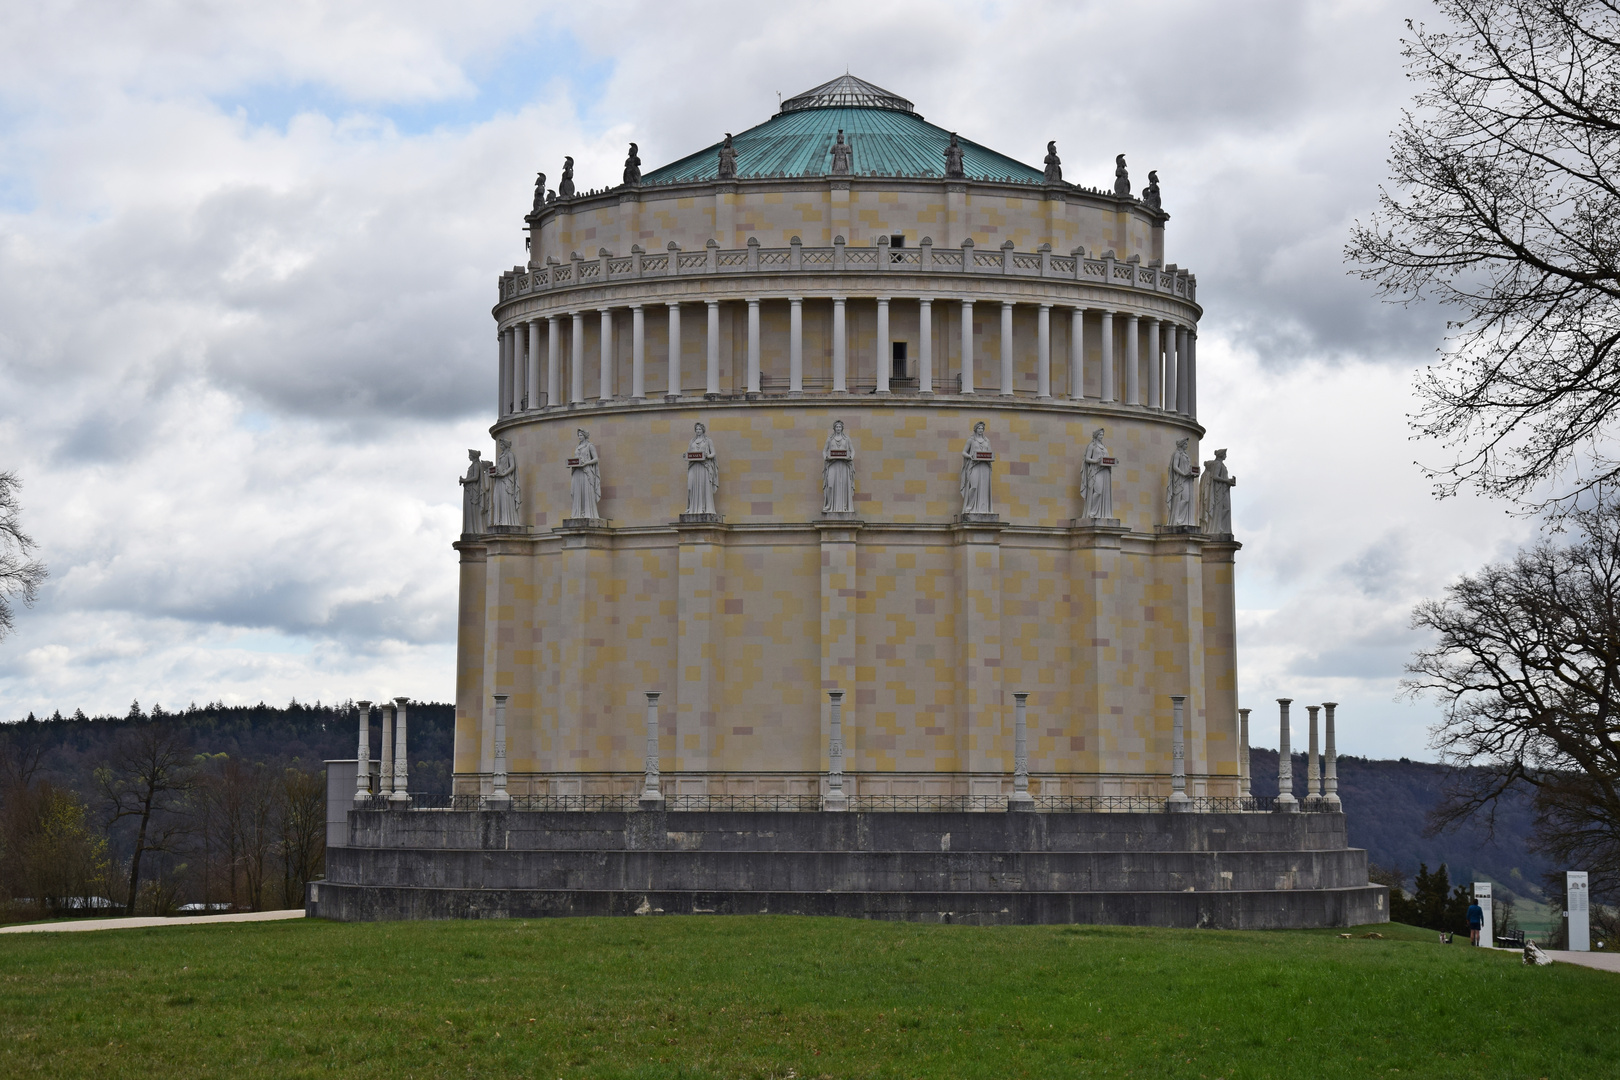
xmin=454 ymin=398 xmax=1238 ymax=799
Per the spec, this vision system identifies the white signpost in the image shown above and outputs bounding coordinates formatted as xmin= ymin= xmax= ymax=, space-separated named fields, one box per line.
xmin=1567 ymin=871 xmax=1590 ymax=952
xmin=1473 ymin=881 xmax=1493 ymax=949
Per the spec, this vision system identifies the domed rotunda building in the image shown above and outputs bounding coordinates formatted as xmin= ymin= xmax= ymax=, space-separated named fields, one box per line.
xmin=463 ymin=75 xmax=1226 ymax=804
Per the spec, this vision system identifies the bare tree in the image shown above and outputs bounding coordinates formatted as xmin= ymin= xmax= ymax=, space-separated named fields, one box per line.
xmin=0 ymin=471 xmax=48 ymax=639
xmin=278 ymin=765 xmax=325 ymax=907
xmin=1347 ymin=1 xmax=1620 ymax=508
xmin=96 ymin=723 xmax=195 ymax=915
xmin=1406 ymin=496 xmax=1620 ymax=897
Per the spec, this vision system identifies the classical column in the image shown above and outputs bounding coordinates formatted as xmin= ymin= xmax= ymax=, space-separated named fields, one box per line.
xmin=1099 ymin=310 xmax=1115 ymax=403
xmin=1323 ymin=702 xmax=1341 ymax=809
xmin=1239 ymin=706 xmax=1252 ymax=799
xmin=1146 ymin=319 xmax=1161 ymax=410
xmin=959 ymin=299 xmax=974 ymax=393
xmin=1187 ymin=330 xmax=1198 ymax=419
xmin=705 ymin=300 xmax=721 ymax=397
xmin=390 ymin=696 xmax=410 ymax=803
xmin=788 ymin=297 xmax=804 ymax=393
xmin=1069 ymin=306 xmax=1084 ymax=399
xmin=1009 ymin=692 xmax=1034 ymax=810
xmin=831 ymin=297 xmax=848 ymax=392
xmin=527 ymin=321 xmax=543 ymax=409
xmin=1177 ymin=326 xmax=1191 ymax=416
xmin=999 ymin=300 xmax=1015 ymax=395
xmin=489 ymin=694 xmax=510 ymax=806
xmin=630 ymin=304 xmax=646 ymax=400
xmin=1163 ymin=321 xmax=1178 ymax=413
xmin=824 ymin=690 xmax=848 ymax=810
xmin=746 ymin=298 xmax=761 ymax=395
xmin=514 ymin=325 xmax=528 ymax=411
xmin=918 ymin=298 xmax=933 ymax=394
xmin=1275 ymin=698 xmax=1297 ymax=811
xmin=497 ymin=329 xmax=510 ymax=417
xmin=1036 ymin=303 xmax=1052 ymax=399
xmin=599 ymin=309 xmax=615 ymax=400
xmin=1306 ymin=704 xmax=1322 ymax=807
xmin=378 ymin=702 xmax=394 ymax=797
xmin=640 ymin=691 xmax=664 ymax=808
xmin=666 ymin=303 xmax=682 ymax=397
xmin=570 ymin=312 xmax=585 ymax=404
xmin=875 ymin=297 xmax=891 ymax=393
xmin=1166 ymin=695 xmax=1191 ymax=810
xmin=547 ymin=316 xmax=561 ymax=408
xmin=353 ymin=700 xmax=372 ymax=802
xmin=1124 ymin=314 xmax=1141 ymax=406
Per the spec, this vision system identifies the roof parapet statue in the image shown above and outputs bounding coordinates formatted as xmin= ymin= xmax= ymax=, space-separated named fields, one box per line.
xmin=829 ymin=129 xmax=853 ymax=176
xmin=1043 ymin=140 xmax=1062 ymax=184
xmin=558 ymin=156 xmax=576 ymax=199
xmin=944 ymin=132 xmax=965 ymax=179
xmin=1113 ymin=154 xmax=1131 ymax=198
xmin=1144 ymin=169 xmax=1161 ymax=211
xmin=717 ymin=133 xmax=737 ymax=179
xmin=623 ymin=143 xmax=641 ymax=187
xmin=531 ymin=172 xmax=546 ymax=214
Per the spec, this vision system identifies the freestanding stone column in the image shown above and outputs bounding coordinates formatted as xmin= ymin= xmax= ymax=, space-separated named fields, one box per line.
xmin=960 ymin=299 xmax=975 ymax=393
xmin=527 ymin=320 xmax=543 ymax=409
xmin=599 ymin=309 xmax=615 ymax=400
xmin=1069 ymin=307 xmax=1085 ymax=400
xmin=1275 ymin=698 xmax=1297 ymax=812
xmin=1323 ymin=701 xmax=1341 ymax=810
xmin=1163 ymin=321 xmax=1178 ymax=413
xmin=630 ymin=304 xmax=646 ymax=400
xmin=788 ymin=297 xmax=804 ymax=393
xmin=666 ymin=303 xmax=681 ymax=397
xmin=1177 ymin=326 xmax=1191 ymax=416
xmin=705 ymin=301 xmax=721 ymax=396
xmin=640 ymin=692 xmax=664 ymax=808
xmin=1238 ymin=706 xmax=1252 ymax=799
xmin=354 ymin=700 xmax=372 ymax=802
xmin=379 ymin=702 xmax=395 ymax=797
xmin=514 ymin=324 xmax=527 ymax=410
xmin=547 ymin=315 xmax=561 ymax=407
xmin=1187 ymin=331 xmax=1198 ymax=418
xmin=570 ymin=312 xmax=586 ymax=404
xmin=999 ymin=301 xmax=1014 ymax=395
xmin=497 ymin=328 xmax=511 ymax=416
xmin=1167 ymin=695 xmax=1191 ymax=810
xmin=824 ymin=690 xmax=848 ymax=810
xmin=1124 ymin=314 xmax=1140 ymax=405
xmin=832 ymin=297 xmax=848 ymax=392
xmin=1099 ymin=309 xmax=1115 ymax=403
xmin=876 ymin=297 xmax=891 ymax=393
xmin=1009 ymin=692 xmax=1034 ymax=810
xmin=1306 ymin=704 xmax=1322 ymax=807
xmin=918 ymin=298 xmax=933 ymax=394
xmin=489 ymin=694 xmax=510 ymax=807
xmin=746 ymin=298 xmax=761 ymax=395
xmin=1036 ymin=303 xmax=1052 ymax=398
xmin=390 ymin=696 xmax=410 ymax=804
xmin=1146 ymin=320 xmax=1161 ymax=410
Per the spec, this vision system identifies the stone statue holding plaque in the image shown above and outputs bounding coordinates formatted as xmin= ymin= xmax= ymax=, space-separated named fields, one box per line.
xmin=459 ymin=449 xmax=489 ymax=535
xmin=828 ymin=129 xmax=853 ymax=176
xmin=960 ymin=421 xmax=994 ymax=515
xmin=822 ymin=420 xmax=855 ymax=514
xmin=1081 ymin=428 xmax=1115 ymax=521
xmin=567 ymin=428 xmax=601 ymax=520
xmin=944 ymin=133 xmax=965 ymax=179
xmin=1167 ymin=437 xmax=1198 ymax=527
xmin=489 ymin=437 xmax=522 ymax=528
xmin=685 ymin=421 xmax=719 ymax=516
xmin=1199 ymin=448 xmax=1235 ymax=535
xmin=717 ymin=134 xmax=737 ymax=180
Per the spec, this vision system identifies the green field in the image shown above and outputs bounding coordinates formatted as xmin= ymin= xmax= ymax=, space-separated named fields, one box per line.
xmin=0 ymin=915 xmax=1612 ymax=1079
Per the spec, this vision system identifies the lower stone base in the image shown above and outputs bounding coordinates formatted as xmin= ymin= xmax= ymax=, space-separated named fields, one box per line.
xmin=309 ymin=810 xmax=1388 ymax=930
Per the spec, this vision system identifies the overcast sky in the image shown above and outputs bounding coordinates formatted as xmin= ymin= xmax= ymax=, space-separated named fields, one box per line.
xmin=0 ymin=0 xmax=1535 ymax=759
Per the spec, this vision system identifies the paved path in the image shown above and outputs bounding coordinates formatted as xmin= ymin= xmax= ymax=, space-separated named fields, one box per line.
xmin=0 ymin=909 xmax=305 ymax=934
xmin=1548 ymin=949 xmax=1620 ymax=973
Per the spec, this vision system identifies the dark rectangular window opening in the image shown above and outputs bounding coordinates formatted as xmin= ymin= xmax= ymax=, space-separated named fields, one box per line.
xmin=890 ymin=234 xmax=906 ymax=247
xmin=892 ymin=341 xmax=908 ymax=380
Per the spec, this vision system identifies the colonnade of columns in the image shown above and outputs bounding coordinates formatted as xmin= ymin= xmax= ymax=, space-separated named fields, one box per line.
xmin=496 ymin=297 xmax=1197 ymax=419
xmin=353 ymin=698 xmax=412 ymax=805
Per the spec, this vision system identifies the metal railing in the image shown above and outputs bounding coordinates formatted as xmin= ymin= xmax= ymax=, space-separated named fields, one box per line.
xmin=353 ymin=792 xmax=1336 ymax=814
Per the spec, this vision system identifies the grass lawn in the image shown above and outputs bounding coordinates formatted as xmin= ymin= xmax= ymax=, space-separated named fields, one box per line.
xmin=0 ymin=915 xmax=1613 ymax=1079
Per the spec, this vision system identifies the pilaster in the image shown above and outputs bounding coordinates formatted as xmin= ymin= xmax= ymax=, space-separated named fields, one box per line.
xmin=953 ymin=517 xmax=1004 ymax=788
xmin=452 ymin=541 xmax=488 ymax=780
xmin=817 ymin=519 xmax=863 ymax=775
xmin=676 ymin=518 xmax=726 ymax=777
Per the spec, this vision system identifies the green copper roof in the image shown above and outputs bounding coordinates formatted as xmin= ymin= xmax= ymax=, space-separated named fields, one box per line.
xmin=643 ymin=78 xmax=1045 ymax=185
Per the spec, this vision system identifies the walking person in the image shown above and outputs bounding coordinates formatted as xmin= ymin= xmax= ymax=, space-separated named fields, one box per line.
xmin=1467 ymin=896 xmax=1485 ymax=946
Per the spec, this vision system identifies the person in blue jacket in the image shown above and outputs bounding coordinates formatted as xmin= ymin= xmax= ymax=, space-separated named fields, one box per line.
xmin=1467 ymin=898 xmax=1485 ymax=946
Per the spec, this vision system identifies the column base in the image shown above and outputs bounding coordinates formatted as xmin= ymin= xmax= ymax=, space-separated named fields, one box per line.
xmin=822 ymin=791 xmax=849 ymax=812
xmin=678 ymin=513 xmax=724 ymax=524
xmin=638 ymin=792 xmax=665 ymax=810
xmin=956 ymin=513 xmax=1001 ymax=524
xmin=1007 ymin=792 xmax=1035 ymax=812
xmin=560 ymin=518 xmax=611 ymax=529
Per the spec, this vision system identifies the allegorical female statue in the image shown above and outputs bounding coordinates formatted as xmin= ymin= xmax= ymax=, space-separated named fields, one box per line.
xmin=1081 ymin=428 xmax=1114 ymax=520
xmin=459 ymin=449 xmax=488 ymax=535
xmin=960 ymin=421 xmax=994 ymax=515
xmin=489 ymin=437 xmax=522 ymax=528
xmin=828 ymin=129 xmax=853 ymax=176
xmin=1166 ymin=437 xmax=1198 ymax=527
xmin=685 ymin=421 xmax=718 ymax=515
xmin=1199 ymin=448 xmax=1236 ymax=535
xmin=822 ymin=420 xmax=855 ymax=514
xmin=567 ymin=428 xmax=601 ymax=519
